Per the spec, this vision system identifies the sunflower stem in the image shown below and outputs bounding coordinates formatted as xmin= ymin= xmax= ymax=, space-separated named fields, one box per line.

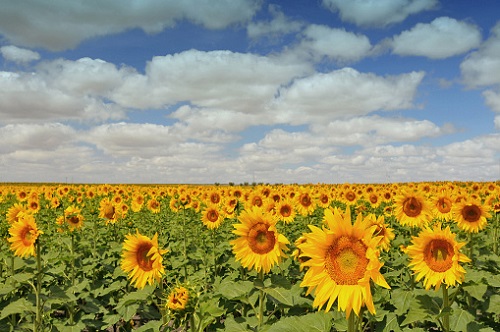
xmin=441 ymin=285 xmax=450 ymax=332
xmin=182 ymin=206 xmax=188 ymax=281
xmin=35 ymin=239 xmax=42 ymax=331
xmin=347 ymin=312 xmax=356 ymax=332
xmin=467 ymin=232 xmax=473 ymax=263
xmin=258 ymin=270 xmax=265 ymax=329
xmin=493 ymin=213 xmax=499 ymax=256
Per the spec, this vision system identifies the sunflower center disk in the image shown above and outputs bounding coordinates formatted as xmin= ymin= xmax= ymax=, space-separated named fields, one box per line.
xmin=280 ymin=205 xmax=291 ymax=217
xmin=437 ymin=198 xmax=452 ymax=213
xmin=462 ymin=205 xmax=480 ymax=222
xmin=424 ymin=239 xmax=453 ymax=272
xmin=403 ymin=197 xmax=422 ymax=217
xmin=325 ymin=236 xmax=368 ymax=285
xmin=207 ymin=210 xmax=219 ymax=222
xmin=136 ymin=243 xmax=154 ymax=271
xmin=104 ymin=205 xmax=115 ymax=219
xmin=248 ymin=223 xmax=276 ymax=254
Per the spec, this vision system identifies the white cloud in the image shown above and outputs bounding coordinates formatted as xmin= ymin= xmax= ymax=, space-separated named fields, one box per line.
xmin=247 ymin=4 xmax=303 ymax=40
xmin=391 ymin=17 xmax=482 ymax=59
xmin=112 ymin=49 xmax=313 ymax=111
xmin=272 ymin=68 xmax=425 ymax=124
xmin=461 ymin=22 xmax=500 ymax=87
xmin=311 ymin=116 xmax=448 ymax=146
xmin=0 ymin=45 xmax=40 ymax=63
xmin=0 ymin=0 xmax=261 ymax=51
xmin=0 ymin=123 xmax=76 ymax=153
xmin=0 ymin=70 xmax=126 ymax=123
xmin=322 ymin=0 xmax=438 ymax=27
xmin=296 ymin=24 xmax=372 ymax=62
xmin=483 ymin=89 xmax=500 ymax=113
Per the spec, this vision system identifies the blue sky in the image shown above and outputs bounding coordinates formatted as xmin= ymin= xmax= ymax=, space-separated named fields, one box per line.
xmin=0 ymin=0 xmax=499 ymax=184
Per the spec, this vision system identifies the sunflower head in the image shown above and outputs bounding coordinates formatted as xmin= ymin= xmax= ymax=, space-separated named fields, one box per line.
xmin=452 ymin=198 xmax=491 ymax=233
xmin=8 ymin=214 xmax=43 ymax=258
xmin=406 ymin=223 xmax=470 ymax=290
xmin=394 ymin=189 xmax=432 ymax=228
xmin=121 ymin=231 xmax=168 ymax=289
xmin=230 ymin=206 xmax=289 ymax=274
xmin=298 ymin=208 xmax=390 ymax=318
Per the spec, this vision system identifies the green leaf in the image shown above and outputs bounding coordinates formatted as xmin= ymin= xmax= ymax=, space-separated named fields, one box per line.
xmin=485 ymin=294 xmax=500 ymax=313
xmin=134 ymin=320 xmax=163 ymax=332
xmin=12 ymin=272 xmax=33 ymax=284
xmin=486 ymin=274 xmax=500 ymax=288
xmin=267 ymin=311 xmax=333 ymax=332
xmin=463 ymin=284 xmax=488 ymax=301
xmin=53 ymin=322 xmax=87 ymax=332
xmin=265 ymin=287 xmax=294 ymax=307
xmin=116 ymin=303 xmax=139 ymax=322
xmin=0 ymin=298 xmax=36 ymax=320
xmin=449 ymin=307 xmax=475 ymax=332
xmin=382 ymin=313 xmax=401 ymax=332
xmin=401 ymin=307 xmax=431 ymax=326
xmin=217 ymin=280 xmax=253 ymax=300
xmin=391 ymin=288 xmax=413 ymax=315
xmin=223 ymin=315 xmax=250 ymax=332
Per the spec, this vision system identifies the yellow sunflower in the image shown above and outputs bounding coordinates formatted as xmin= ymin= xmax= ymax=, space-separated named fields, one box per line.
xmin=61 ymin=205 xmax=84 ymax=231
xmin=147 ymin=197 xmax=161 ymax=214
xmin=230 ymin=206 xmax=289 ymax=274
xmin=452 ymin=198 xmax=491 ymax=233
xmin=6 ymin=203 xmax=30 ymax=224
xmin=201 ymin=204 xmax=225 ymax=230
xmin=99 ymin=197 xmax=123 ymax=224
xmin=394 ymin=189 xmax=432 ymax=228
xmin=121 ymin=231 xmax=168 ymax=289
xmin=431 ymin=189 xmax=455 ymax=221
xmin=295 ymin=189 xmax=316 ymax=216
xmin=298 ymin=208 xmax=390 ymax=318
xmin=366 ymin=214 xmax=395 ymax=252
xmin=8 ymin=214 xmax=43 ymax=258
xmin=167 ymin=286 xmax=190 ymax=311
xmin=274 ymin=198 xmax=296 ymax=224
xmin=406 ymin=223 xmax=470 ymax=290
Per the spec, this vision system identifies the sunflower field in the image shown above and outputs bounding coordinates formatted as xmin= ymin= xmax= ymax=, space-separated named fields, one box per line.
xmin=0 ymin=181 xmax=499 ymax=332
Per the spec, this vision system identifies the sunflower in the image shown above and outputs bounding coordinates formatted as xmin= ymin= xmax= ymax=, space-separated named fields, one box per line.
xmin=296 ymin=189 xmax=316 ymax=216
xmin=394 ymin=189 xmax=432 ymax=228
xmin=147 ymin=197 xmax=161 ymax=214
xmin=201 ymin=204 xmax=225 ymax=230
xmin=230 ymin=206 xmax=289 ymax=273
xmin=298 ymin=208 xmax=390 ymax=318
xmin=8 ymin=214 xmax=43 ymax=258
xmin=58 ymin=205 xmax=84 ymax=231
xmin=121 ymin=231 xmax=168 ymax=289
xmin=452 ymin=198 xmax=491 ymax=233
xmin=406 ymin=223 xmax=470 ymax=290
xmin=167 ymin=286 xmax=190 ymax=311
xmin=366 ymin=214 xmax=395 ymax=252
xmin=99 ymin=197 xmax=123 ymax=224
xmin=6 ymin=203 xmax=30 ymax=224
xmin=431 ymin=189 xmax=455 ymax=221
xmin=274 ymin=198 xmax=296 ymax=224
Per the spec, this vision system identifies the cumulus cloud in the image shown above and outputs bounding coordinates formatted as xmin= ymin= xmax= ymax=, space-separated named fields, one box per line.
xmin=483 ymin=89 xmax=500 ymax=113
xmin=391 ymin=17 xmax=482 ymax=59
xmin=112 ymin=49 xmax=313 ymax=111
xmin=247 ymin=4 xmax=303 ymax=40
xmin=0 ymin=69 xmax=126 ymax=123
xmin=0 ymin=0 xmax=261 ymax=51
xmin=322 ymin=0 xmax=438 ymax=27
xmin=0 ymin=45 xmax=40 ymax=63
xmin=0 ymin=123 xmax=76 ymax=153
xmin=272 ymin=68 xmax=425 ymax=124
xmin=461 ymin=22 xmax=500 ymax=87
xmin=294 ymin=24 xmax=372 ymax=62
xmin=311 ymin=116 xmax=449 ymax=146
